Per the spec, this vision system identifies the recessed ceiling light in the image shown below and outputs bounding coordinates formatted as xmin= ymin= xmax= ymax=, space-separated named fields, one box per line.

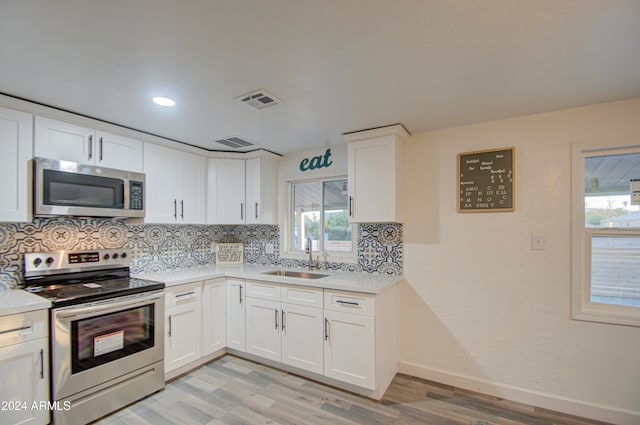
xmin=152 ymin=96 xmax=175 ymax=107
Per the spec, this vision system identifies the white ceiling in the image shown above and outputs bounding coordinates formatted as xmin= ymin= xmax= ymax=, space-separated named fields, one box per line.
xmin=1 ymin=1 xmax=639 ymax=155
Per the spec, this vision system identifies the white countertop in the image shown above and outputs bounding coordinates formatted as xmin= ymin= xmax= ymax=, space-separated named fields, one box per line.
xmin=135 ymin=263 xmax=402 ymax=294
xmin=0 ymin=289 xmax=51 ymax=316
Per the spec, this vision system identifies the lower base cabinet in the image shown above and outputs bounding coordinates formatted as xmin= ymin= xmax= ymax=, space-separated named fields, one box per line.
xmin=165 ymin=282 xmax=202 ymax=373
xmin=202 ymin=278 xmax=226 ymax=355
xmin=323 ymin=309 xmax=375 ymax=389
xmin=0 ymin=310 xmax=49 ymax=425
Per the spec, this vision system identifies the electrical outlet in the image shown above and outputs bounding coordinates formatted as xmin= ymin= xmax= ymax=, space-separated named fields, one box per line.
xmin=531 ymin=234 xmax=545 ymax=251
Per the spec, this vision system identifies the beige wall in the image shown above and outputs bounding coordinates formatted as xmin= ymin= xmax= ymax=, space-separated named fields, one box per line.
xmin=400 ymin=98 xmax=640 ymax=424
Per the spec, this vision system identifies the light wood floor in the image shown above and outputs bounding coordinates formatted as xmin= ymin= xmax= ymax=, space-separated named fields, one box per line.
xmin=95 ymin=355 xmax=611 ymax=425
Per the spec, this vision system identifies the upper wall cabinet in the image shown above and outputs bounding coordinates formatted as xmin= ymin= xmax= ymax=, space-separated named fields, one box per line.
xmin=144 ymin=143 xmax=206 ymax=224
xmin=344 ymin=124 xmax=409 ymax=223
xmin=0 ymin=107 xmax=33 ymax=223
xmin=34 ymin=116 xmax=143 ymax=172
xmin=207 ymin=157 xmax=278 ymax=225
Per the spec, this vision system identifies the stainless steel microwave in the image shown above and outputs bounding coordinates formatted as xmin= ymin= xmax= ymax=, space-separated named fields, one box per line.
xmin=33 ymin=157 xmax=145 ymax=218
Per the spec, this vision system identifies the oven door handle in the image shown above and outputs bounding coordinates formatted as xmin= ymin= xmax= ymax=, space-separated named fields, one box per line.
xmin=55 ymin=291 xmax=163 ymax=319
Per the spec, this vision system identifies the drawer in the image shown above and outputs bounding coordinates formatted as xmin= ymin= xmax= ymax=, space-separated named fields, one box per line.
xmin=280 ymin=284 xmax=323 ymax=308
xmin=246 ymin=281 xmax=280 ymax=301
xmin=0 ymin=309 xmax=48 ymax=347
xmin=165 ymin=281 xmax=202 ymax=307
xmin=324 ymin=289 xmax=375 ymax=316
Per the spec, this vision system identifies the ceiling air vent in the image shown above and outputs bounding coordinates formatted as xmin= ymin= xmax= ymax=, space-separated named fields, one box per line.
xmin=212 ymin=136 xmax=256 ymax=150
xmin=236 ymin=89 xmax=282 ymax=110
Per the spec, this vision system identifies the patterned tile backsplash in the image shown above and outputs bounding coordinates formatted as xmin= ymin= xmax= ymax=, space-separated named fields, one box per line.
xmin=0 ymin=218 xmax=402 ymax=290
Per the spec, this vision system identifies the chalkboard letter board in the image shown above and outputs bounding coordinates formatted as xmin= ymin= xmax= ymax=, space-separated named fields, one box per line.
xmin=458 ymin=147 xmax=514 ymax=212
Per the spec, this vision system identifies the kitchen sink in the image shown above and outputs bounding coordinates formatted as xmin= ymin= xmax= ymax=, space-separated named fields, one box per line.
xmin=262 ymin=270 xmax=329 ymax=279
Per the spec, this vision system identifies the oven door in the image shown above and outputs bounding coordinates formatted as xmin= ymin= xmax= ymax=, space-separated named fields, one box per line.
xmin=51 ymin=290 xmax=164 ymax=400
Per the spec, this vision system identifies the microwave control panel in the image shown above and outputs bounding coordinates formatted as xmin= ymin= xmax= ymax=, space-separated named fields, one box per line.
xmin=129 ymin=181 xmax=144 ymax=210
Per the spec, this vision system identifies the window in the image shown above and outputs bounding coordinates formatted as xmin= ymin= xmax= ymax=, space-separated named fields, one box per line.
xmin=290 ymin=178 xmax=354 ymax=255
xmin=572 ymin=141 xmax=640 ymax=326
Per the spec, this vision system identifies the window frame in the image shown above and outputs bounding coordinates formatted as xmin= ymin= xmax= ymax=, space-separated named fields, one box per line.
xmin=280 ymin=175 xmax=357 ymax=263
xmin=571 ymin=139 xmax=640 ymax=327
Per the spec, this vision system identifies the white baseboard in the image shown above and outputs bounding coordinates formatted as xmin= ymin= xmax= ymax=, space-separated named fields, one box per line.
xmin=398 ymin=360 xmax=640 ymax=425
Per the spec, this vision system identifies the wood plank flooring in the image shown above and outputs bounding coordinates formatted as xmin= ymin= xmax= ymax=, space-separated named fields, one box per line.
xmin=94 ymin=355 xmax=611 ymax=425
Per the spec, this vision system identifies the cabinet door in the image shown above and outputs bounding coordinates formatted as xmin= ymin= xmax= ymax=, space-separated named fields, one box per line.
xmin=202 ymin=279 xmax=226 ymax=355
xmin=177 ymin=151 xmax=206 ymax=224
xmin=34 ymin=116 xmax=94 ymax=164
xmin=165 ymin=297 xmax=202 ymax=373
xmin=0 ymin=339 xmax=49 ymax=425
xmin=245 ymin=157 xmax=262 ymax=224
xmin=143 ymin=143 xmax=178 ymax=223
xmin=95 ymin=131 xmax=143 ymax=172
xmin=281 ymin=303 xmax=323 ymax=374
xmin=348 ymin=137 xmax=398 ymax=223
xmin=245 ymin=297 xmax=281 ymax=362
xmin=0 ymin=107 xmax=32 ymax=222
xmin=207 ymin=158 xmax=245 ymax=224
xmin=226 ymin=279 xmax=246 ymax=351
xmin=323 ymin=310 xmax=375 ymax=389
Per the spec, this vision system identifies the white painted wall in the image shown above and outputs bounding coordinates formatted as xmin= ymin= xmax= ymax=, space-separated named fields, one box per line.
xmin=400 ymin=98 xmax=640 ymax=425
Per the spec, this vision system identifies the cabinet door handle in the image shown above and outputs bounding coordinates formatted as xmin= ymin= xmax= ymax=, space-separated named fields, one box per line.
xmin=99 ymin=137 xmax=104 ymax=161
xmin=281 ymin=310 xmax=286 ymax=331
xmin=39 ymin=349 xmax=44 ymax=379
xmin=240 ymin=203 xmax=244 ymax=220
xmin=275 ymin=309 xmax=279 ymax=330
xmin=348 ymin=196 xmax=353 ymax=217
xmin=336 ymin=300 xmax=360 ymax=307
xmin=173 ymin=199 xmax=177 ymax=220
xmin=88 ymin=135 xmax=93 ymax=160
xmin=324 ymin=318 xmax=329 ymax=341
xmin=180 ymin=200 xmax=184 ymax=220
xmin=255 ymin=202 xmax=259 ymax=219
xmin=239 ymin=285 xmax=243 ymax=304
xmin=0 ymin=325 xmax=31 ymax=335
xmin=168 ymin=315 xmax=172 ymax=337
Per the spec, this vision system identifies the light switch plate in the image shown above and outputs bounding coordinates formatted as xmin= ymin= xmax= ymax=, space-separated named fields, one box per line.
xmin=531 ymin=234 xmax=545 ymax=250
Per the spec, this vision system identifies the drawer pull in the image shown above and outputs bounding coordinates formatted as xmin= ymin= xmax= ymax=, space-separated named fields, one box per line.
xmin=336 ymin=300 xmax=360 ymax=307
xmin=175 ymin=291 xmax=195 ymax=299
xmin=0 ymin=325 xmax=32 ymax=335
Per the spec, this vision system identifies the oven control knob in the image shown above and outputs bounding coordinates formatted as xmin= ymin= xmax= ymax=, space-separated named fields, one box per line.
xmin=112 ymin=253 xmax=119 ymax=259
xmin=32 ymin=257 xmax=42 ymax=267
xmin=103 ymin=254 xmax=110 ymax=260
xmin=120 ymin=252 xmax=127 ymax=259
xmin=45 ymin=257 xmax=54 ymax=266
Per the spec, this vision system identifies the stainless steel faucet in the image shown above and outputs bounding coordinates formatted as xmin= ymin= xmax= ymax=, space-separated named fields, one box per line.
xmin=305 ymin=236 xmax=320 ymax=270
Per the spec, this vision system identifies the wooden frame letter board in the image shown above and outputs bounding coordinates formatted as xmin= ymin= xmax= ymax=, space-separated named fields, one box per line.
xmin=458 ymin=147 xmax=514 ymax=212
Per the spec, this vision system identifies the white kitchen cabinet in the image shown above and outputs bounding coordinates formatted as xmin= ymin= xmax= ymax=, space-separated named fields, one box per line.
xmin=0 ymin=106 xmax=32 ymax=222
xmin=344 ymin=124 xmax=409 ymax=223
xmin=144 ymin=142 xmax=206 ymax=224
xmin=0 ymin=309 xmax=49 ymax=425
xmin=226 ymin=279 xmax=246 ymax=351
xmin=207 ymin=158 xmax=245 ymax=224
xmin=165 ymin=282 xmax=202 ymax=373
xmin=245 ymin=157 xmax=278 ymax=224
xmin=281 ymin=301 xmax=324 ymax=374
xmin=245 ymin=296 xmax=281 ymax=362
xmin=323 ymin=309 xmax=375 ymax=389
xmin=34 ymin=116 xmax=143 ymax=172
xmin=245 ymin=281 xmax=324 ymax=374
xmin=207 ymin=156 xmax=279 ymax=225
xmin=202 ymin=278 xmax=226 ymax=356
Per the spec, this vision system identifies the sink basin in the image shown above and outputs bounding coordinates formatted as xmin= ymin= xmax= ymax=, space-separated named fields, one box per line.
xmin=262 ymin=270 xmax=328 ymax=279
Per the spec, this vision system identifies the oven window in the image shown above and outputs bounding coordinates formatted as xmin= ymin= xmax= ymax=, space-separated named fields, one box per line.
xmin=71 ymin=304 xmax=154 ymax=373
xmin=43 ymin=169 xmax=124 ymax=209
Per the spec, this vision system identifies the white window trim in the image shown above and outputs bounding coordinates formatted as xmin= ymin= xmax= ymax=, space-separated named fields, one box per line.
xmin=280 ymin=176 xmax=357 ymax=264
xmin=571 ymin=138 xmax=640 ymax=327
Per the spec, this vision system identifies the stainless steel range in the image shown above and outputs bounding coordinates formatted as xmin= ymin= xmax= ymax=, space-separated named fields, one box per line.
xmin=24 ymin=249 xmax=165 ymax=425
